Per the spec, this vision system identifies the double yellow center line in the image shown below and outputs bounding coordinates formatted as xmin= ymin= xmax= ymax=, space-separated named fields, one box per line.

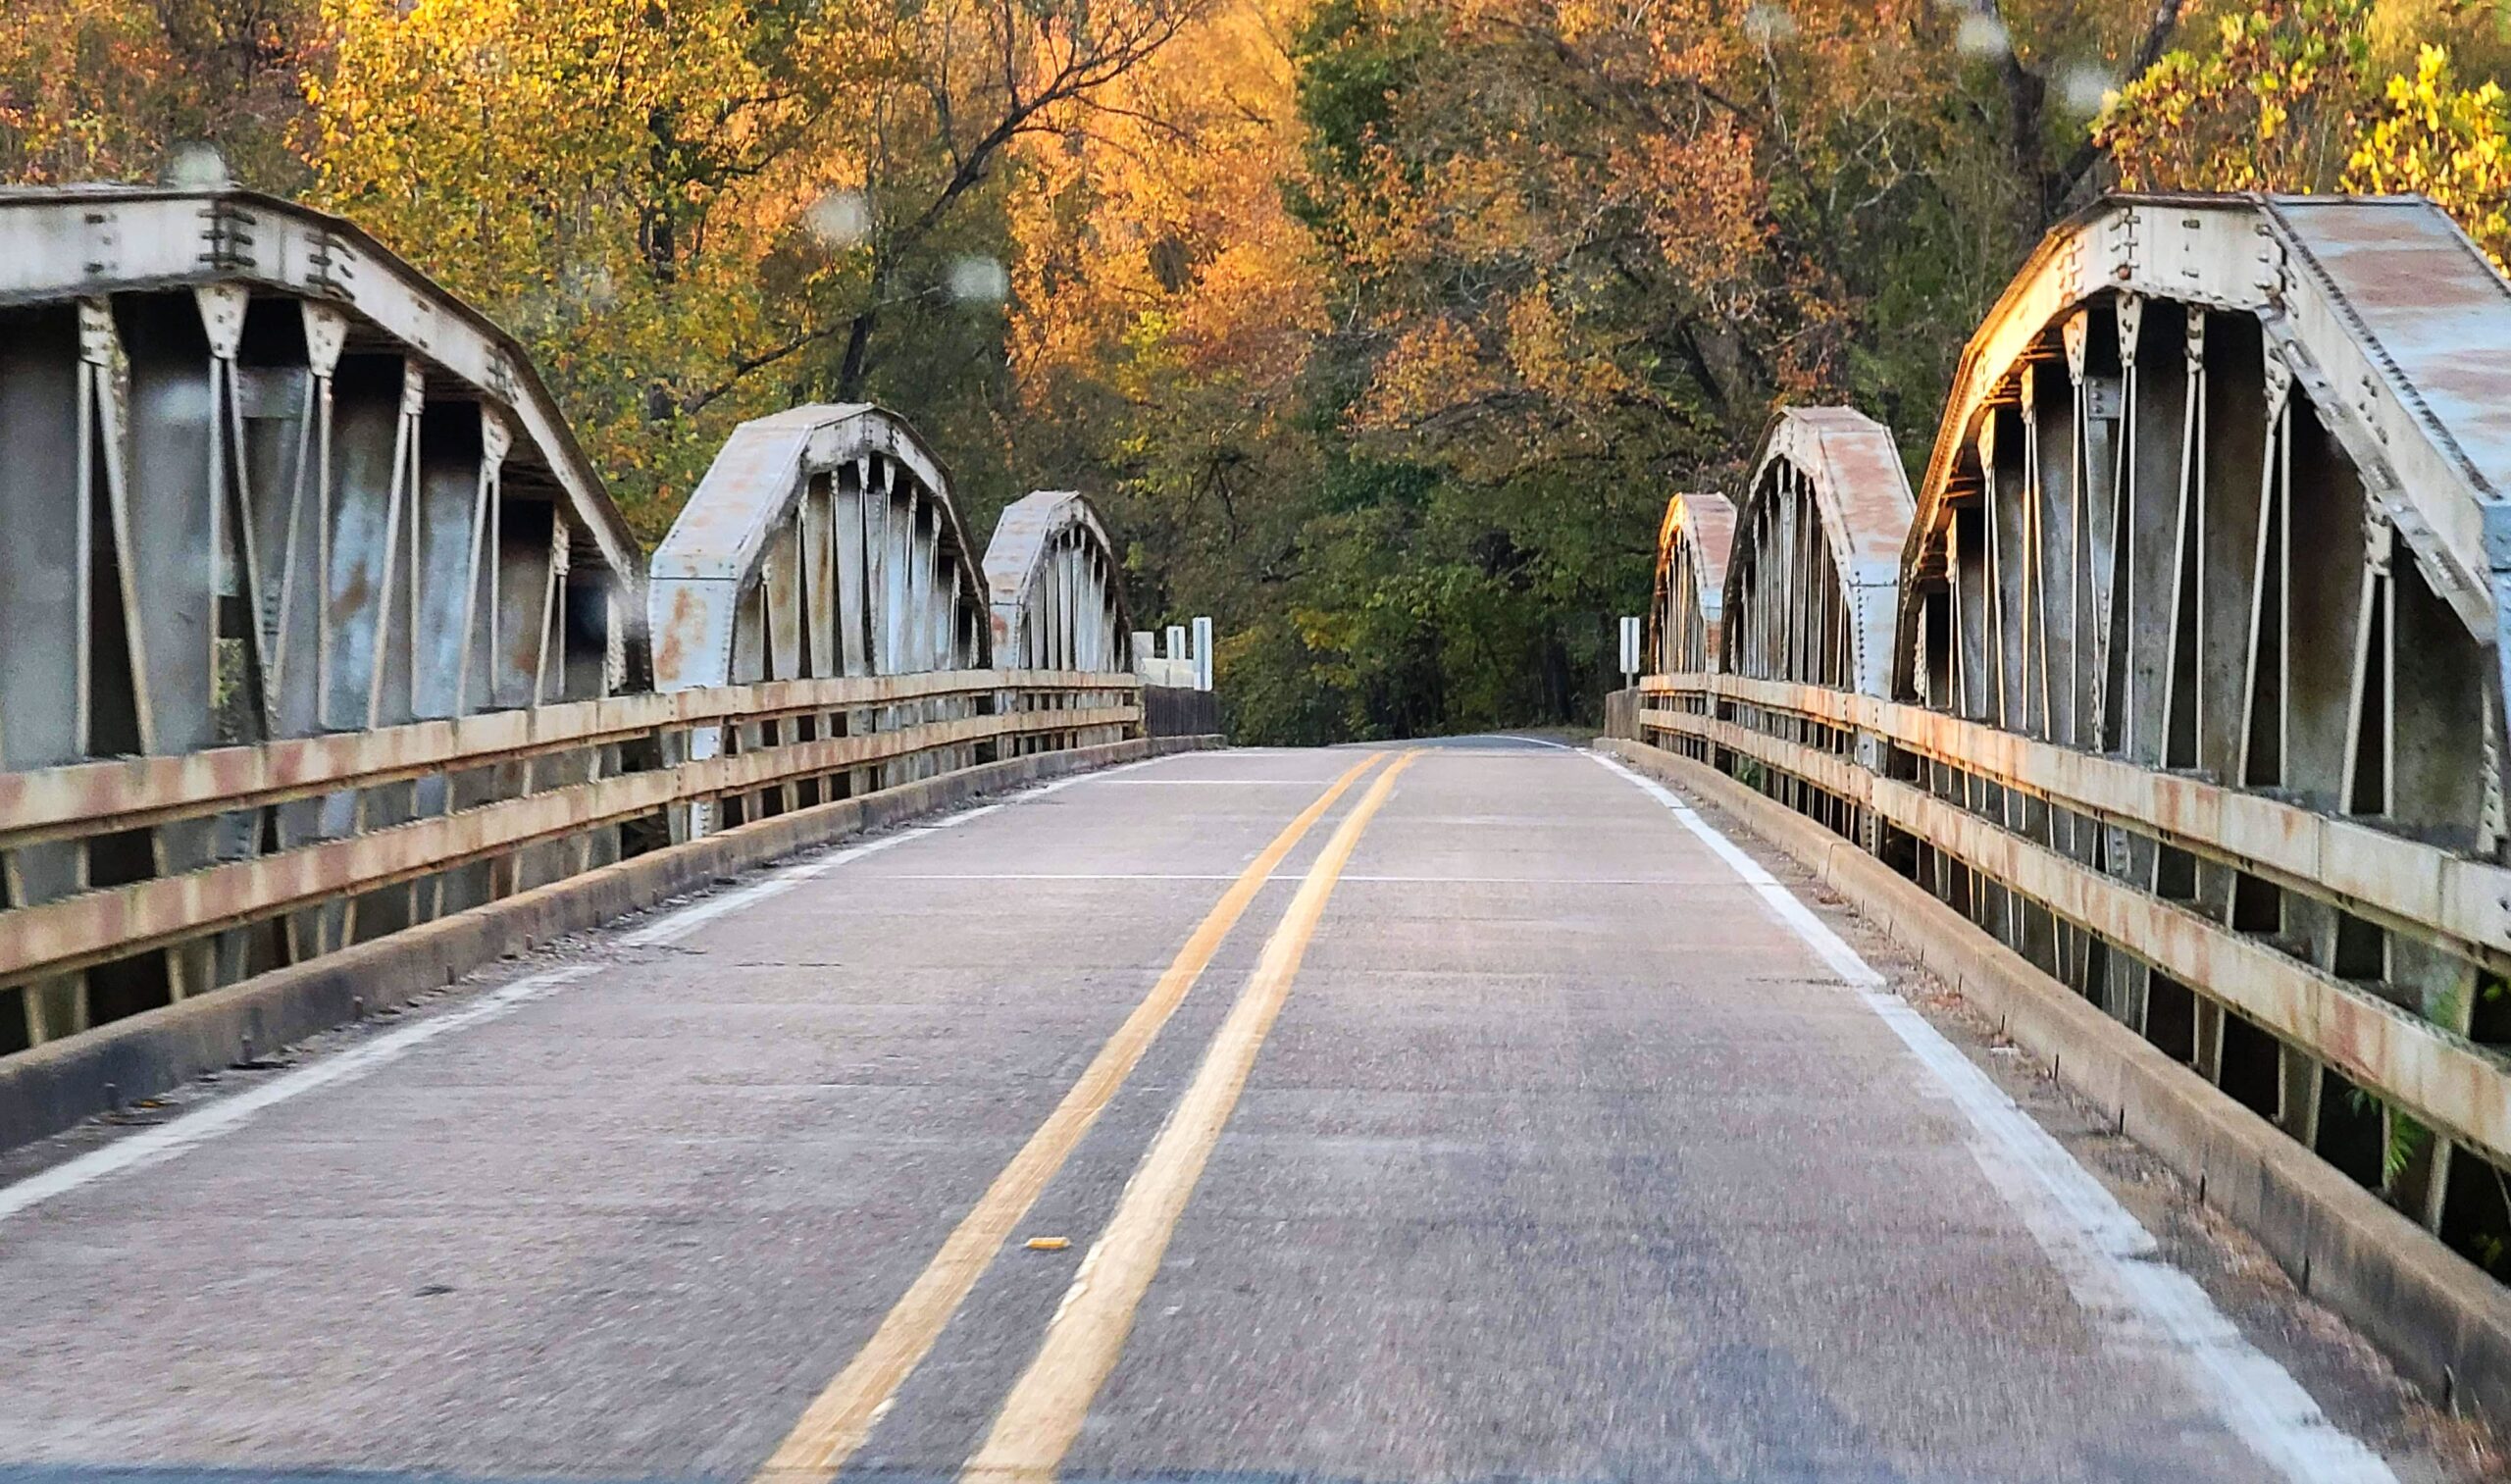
xmin=753 ymin=749 xmax=1417 ymax=1484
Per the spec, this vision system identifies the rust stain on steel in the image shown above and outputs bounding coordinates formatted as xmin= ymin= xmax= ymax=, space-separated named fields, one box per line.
xmin=0 ymin=690 xmax=1142 ymax=986
xmin=1791 ymin=408 xmax=1918 ymax=575
xmin=1650 ymin=490 xmax=1737 ymax=666
xmin=2270 ymin=197 xmax=2511 ymax=498
xmin=1640 ymin=682 xmax=2511 ymax=1170
xmin=652 ymin=585 xmax=708 ymax=685
xmin=0 ymin=670 xmax=1140 ymax=849
xmin=1642 ymin=672 xmax=2511 ymax=969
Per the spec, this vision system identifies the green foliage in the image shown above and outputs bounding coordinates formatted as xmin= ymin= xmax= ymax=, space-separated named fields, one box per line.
xmin=1209 ymin=450 xmax=1644 ymax=743
xmin=2343 ymin=1083 xmax=2438 ymax=1193
xmin=1290 ymin=0 xmax=1420 ymax=180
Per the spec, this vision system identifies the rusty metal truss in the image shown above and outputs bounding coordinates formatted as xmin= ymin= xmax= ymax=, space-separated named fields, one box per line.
xmin=1677 ymin=411 xmax=1915 ymax=844
xmin=984 ymin=490 xmax=1133 ymax=672
xmin=0 ymin=185 xmax=643 ymax=1051
xmin=0 ymin=191 xmax=1151 ymax=1064
xmin=646 ymin=404 xmax=1029 ymax=835
xmin=1645 ymin=491 xmax=1734 ymax=677
xmin=1721 ymin=408 xmax=1915 ymax=697
xmin=1634 ymin=192 xmax=2511 ymax=1272
xmin=981 ymin=489 xmax=1138 ymax=760
xmin=649 ymin=403 xmax=987 ymax=691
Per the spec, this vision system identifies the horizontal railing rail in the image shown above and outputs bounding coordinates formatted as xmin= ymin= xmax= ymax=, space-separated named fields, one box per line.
xmin=1636 ymin=673 xmax=2511 ymax=1176
xmin=0 ymin=670 xmax=1131 ymax=849
xmin=0 ymin=671 xmax=1140 ymax=1052
xmin=1640 ymin=674 xmax=2511 ymax=971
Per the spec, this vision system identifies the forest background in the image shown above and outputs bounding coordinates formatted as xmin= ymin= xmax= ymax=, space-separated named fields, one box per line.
xmin=5 ymin=0 xmax=2509 ymax=742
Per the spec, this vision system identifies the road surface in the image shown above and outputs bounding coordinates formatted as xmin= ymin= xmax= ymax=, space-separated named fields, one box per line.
xmin=0 ymin=742 xmax=2476 ymax=1481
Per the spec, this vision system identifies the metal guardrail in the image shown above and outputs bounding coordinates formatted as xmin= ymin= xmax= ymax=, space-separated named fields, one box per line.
xmin=0 ymin=184 xmax=650 ymax=1058
xmin=0 ymin=671 xmax=1137 ymax=1050
xmin=1640 ymin=672 xmax=2511 ymax=1170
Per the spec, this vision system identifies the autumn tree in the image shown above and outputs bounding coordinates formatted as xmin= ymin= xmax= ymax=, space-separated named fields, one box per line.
xmin=2100 ymin=0 xmax=2511 ymax=265
xmin=999 ymin=0 xmax=1329 ymax=631
xmin=305 ymin=0 xmax=1210 ymax=534
xmin=15 ymin=0 xmax=2510 ymax=742
xmin=1160 ymin=0 xmax=2195 ymax=741
xmin=1 ymin=0 xmax=312 ymax=187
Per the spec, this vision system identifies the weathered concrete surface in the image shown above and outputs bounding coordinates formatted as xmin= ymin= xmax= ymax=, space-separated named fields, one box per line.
xmin=0 ymin=742 xmax=2477 ymax=1481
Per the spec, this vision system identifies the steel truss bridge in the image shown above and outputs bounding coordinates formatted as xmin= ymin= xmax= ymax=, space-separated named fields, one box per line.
xmin=0 ymin=184 xmax=1207 ymax=1068
xmin=1 ymin=184 xmax=2510 ymax=1482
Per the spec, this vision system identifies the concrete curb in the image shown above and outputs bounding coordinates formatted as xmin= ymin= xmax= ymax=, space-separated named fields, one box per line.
xmin=0 ymin=735 xmax=1222 ymax=1155
xmin=1601 ymin=735 xmax=2511 ymax=1424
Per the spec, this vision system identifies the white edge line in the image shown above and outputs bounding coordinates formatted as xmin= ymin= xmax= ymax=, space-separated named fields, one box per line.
xmin=0 ymin=965 xmax=595 ymax=1223
xmin=1591 ymin=751 xmax=2396 ymax=1484
xmin=0 ymin=755 xmax=1162 ymax=1227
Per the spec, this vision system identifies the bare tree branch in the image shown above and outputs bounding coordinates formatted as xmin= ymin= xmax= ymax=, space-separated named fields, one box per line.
xmin=2054 ymin=0 xmax=2188 ymax=197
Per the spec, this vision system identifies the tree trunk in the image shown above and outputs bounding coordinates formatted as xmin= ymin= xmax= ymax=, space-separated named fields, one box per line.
xmin=835 ymin=311 xmax=876 ymax=400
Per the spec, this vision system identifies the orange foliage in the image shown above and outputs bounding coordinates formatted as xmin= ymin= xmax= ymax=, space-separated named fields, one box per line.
xmin=1006 ymin=0 xmax=1329 ymax=521
xmin=0 ymin=0 xmax=310 ymax=186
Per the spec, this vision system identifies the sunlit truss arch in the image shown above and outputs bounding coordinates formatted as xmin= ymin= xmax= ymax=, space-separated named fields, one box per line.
xmin=0 ymin=184 xmax=643 ymax=1048
xmin=1703 ymin=408 xmax=1917 ymax=846
xmin=983 ymin=489 xmax=1134 ymax=672
xmin=1719 ymin=407 xmax=1916 ymax=698
xmin=1633 ymin=193 xmax=2511 ymax=1312
xmin=648 ymin=403 xmax=993 ymax=831
xmin=1875 ymin=192 xmax=2511 ymax=1233
xmin=1646 ymin=490 xmax=1735 ymax=677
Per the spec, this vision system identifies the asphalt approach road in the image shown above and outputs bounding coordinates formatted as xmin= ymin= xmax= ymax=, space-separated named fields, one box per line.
xmin=0 ymin=742 xmax=2473 ymax=1482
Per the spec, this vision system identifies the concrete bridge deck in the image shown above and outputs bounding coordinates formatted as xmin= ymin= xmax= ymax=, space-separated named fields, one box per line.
xmin=0 ymin=742 xmax=2471 ymax=1482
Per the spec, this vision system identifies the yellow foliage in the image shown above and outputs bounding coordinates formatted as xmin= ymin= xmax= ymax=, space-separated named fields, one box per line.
xmin=2102 ymin=1 xmax=2509 ymax=269
xmin=1356 ymin=315 xmax=1502 ymax=431
xmin=305 ymin=0 xmax=879 ymax=533
xmin=2345 ymin=45 xmax=2511 ymax=266
xmin=1006 ymin=0 xmax=1329 ymax=501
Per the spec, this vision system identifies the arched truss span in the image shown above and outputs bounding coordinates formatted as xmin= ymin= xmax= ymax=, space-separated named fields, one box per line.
xmin=0 ymin=185 xmax=643 ymax=1048
xmin=1636 ymin=193 xmax=2511 ymax=1314
xmin=1647 ymin=491 xmax=1735 ymax=676
xmin=1871 ymin=192 xmax=2511 ymax=1245
xmin=1720 ymin=408 xmax=1915 ymax=697
xmin=1894 ymin=193 xmax=2511 ymax=875
xmin=983 ymin=489 xmax=1134 ymax=672
xmin=647 ymin=404 xmax=992 ymax=830
xmin=0 ymin=186 xmax=643 ymax=743
xmin=650 ymin=403 xmax=987 ymax=691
